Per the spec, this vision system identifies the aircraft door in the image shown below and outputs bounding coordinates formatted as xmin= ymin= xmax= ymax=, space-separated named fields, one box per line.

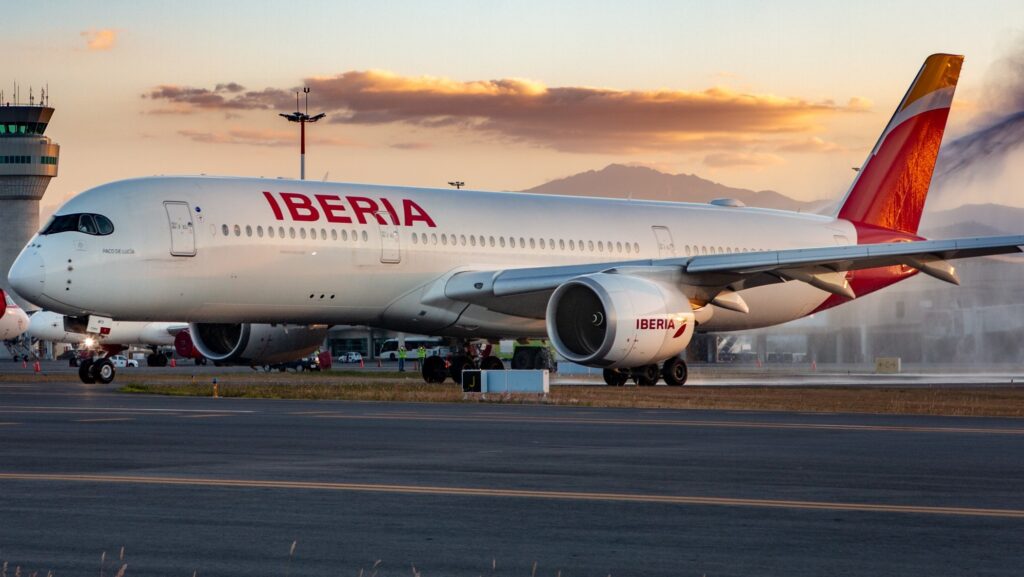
xmin=651 ymin=226 xmax=676 ymax=258
xmin=164 ymin=201 xmax=196 ymax=256
xmin=377 ymin=212 xmax=401 ymax=263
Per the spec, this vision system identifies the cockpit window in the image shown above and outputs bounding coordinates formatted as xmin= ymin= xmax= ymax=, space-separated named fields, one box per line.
xmin=41 ymin=213 xmax=115 ymax=236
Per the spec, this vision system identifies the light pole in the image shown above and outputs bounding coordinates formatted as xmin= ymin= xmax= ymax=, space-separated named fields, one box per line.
xmin=448 ymin=181 xmax=465 ymax=189
xmin=279 ymin=87 xmax=325 ymax=180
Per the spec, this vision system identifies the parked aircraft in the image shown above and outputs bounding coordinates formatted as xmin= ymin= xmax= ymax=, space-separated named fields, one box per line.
xmin=0 ymin=289 xmax=29 ymax=341
xmin=9 ymin=54 xmax=1023 ymax=386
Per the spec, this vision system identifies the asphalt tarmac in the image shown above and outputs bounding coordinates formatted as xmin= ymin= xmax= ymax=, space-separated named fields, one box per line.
xmin=0 ymin=368 xmax=1022 ymax=576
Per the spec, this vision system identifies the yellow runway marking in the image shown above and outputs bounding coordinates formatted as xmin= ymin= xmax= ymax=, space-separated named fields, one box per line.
xmin=75 ymin=417 xmax=136 ymax=423
xmin=312 ymin=412 xmax=1024 ymax=436
xmin=0 ymin=472 xmax=1020 ymax=519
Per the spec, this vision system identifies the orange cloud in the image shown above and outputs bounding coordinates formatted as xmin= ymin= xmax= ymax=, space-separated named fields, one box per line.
xmin=81 ymin=29 xmax=117 ymax=51
xmin=703 ymin=151 xmax=784 ymax=168
xmin=145 ymin=70 xmax=866 ymax=154
xmin=178 ymin=129 xmax=351 ymax=147
xmin=776 ymin=136 xmax=846 ymax=154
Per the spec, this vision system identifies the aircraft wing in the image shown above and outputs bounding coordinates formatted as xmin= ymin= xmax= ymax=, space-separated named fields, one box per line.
xmin=442 ymin=235 xmax=1024 ymax=318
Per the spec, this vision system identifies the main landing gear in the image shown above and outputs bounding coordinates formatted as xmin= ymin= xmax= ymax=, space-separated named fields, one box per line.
xmin=602 ymin=357 xmax=688 ymax=387
xmin=78 ymin=357 xmax=116 ymax=385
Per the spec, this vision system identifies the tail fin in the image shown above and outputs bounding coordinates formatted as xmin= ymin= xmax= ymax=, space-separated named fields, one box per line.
xmin=836 ymin=54 xmax=963 ymax=235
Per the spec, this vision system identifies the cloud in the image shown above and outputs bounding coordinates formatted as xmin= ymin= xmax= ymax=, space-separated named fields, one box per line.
xmin=776 ymin=136 xmax=846 ymax=154
xmin=703 ymin=151 xmax=784 ymax=168
xmin=178 ymin=128 xmax=351 ymax=147
xmin=144 ymin=70 xmax=865 ymax=154
xmin=389 ymin=142 xmax=432 ymax=150
xmin=81 ymin=29 xmax=117 ymax=51
xmin=143 ymin=84 xmax=291 ymax=113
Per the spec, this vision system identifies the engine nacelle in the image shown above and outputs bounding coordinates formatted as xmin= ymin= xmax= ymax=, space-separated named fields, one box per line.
xmin=188 ymin=323 xmax=328 ymax=365
xmin=546 ymin=273 xmax=695 ymax=369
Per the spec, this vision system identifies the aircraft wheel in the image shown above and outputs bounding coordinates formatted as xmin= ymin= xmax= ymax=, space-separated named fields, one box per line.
xmin=603 ymin=368 xmax=629 ymax=387
xmin=633 ymin=364 xmax=660 ymax=386
xmin=78 ymin=359 xmax=96 ymax=384
xmin=91 ymin=358 xmax=116 ymax=384
xmin=662 ymin=357 xmax=688 ymax=386
xmin=480 ymin=356 xmax=504 ymax=371
xmin=532 ymin=348 xmax=554 ymax=371
xmin=448 ymin=355 xmax=472 ymax=385
xmin=422 ymin=355 xmax=449 ymax=383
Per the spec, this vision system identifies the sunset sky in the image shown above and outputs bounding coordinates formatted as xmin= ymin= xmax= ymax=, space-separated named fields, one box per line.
xmin=5 ymin=0 xmax=1024 ymax=216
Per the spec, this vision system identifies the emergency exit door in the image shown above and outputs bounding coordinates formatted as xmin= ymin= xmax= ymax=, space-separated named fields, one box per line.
xmin=164 ymin=201 xmax=196 ymax=256
xmin=377 ymin=212 xmax=401 ymax=263
xmin=651 ymin=226 xmax=676 ymax=258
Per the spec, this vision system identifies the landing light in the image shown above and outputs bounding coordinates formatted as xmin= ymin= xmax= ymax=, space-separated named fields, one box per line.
xmin=84 ymin=337 xmax=95 ymax=348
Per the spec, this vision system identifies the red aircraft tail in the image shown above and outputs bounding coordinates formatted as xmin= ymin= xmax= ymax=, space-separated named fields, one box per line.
xmin=836 ymin=54 xmax=963 ymax=236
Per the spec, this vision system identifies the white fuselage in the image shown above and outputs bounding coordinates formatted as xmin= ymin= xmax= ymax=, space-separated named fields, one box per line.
xmin=12 ymin=176 xmax=859 ymax=336
xmin=0 ymin=292 xmax=29 ymax=341
xmin=27 ymin=311 xmax=181 ymax=347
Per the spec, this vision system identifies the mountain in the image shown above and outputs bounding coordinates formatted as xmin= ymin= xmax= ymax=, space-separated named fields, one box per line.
xmin=919 ymin=203 xmax=1024 ymax=237
xmin=524 ymin=164 xmax=826 ymax=211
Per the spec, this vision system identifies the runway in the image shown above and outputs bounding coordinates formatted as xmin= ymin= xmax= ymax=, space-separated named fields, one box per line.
xmin=1 ymin=375 xmax=1022 ymax=575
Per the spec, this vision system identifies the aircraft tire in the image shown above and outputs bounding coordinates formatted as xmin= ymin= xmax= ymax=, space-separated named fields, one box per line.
xmin=78 ymin=359 xmax=96 ymax=384
xmin=449 ymin=355 xmax=474 ymax=386
xmin=480 ymin=356 xmax=504 ymax=371
xmin=633 ymin=364 xmax=660 ymax=386
xmin=603 ymin=368 xmax=629 ymax=387
xmin=91 ymin=358 xmax=116 ymax=384
xmin=662 ymin=357 xmax=688 ymax=386
xmin=422 ymin=355 xmax=448 ymax=384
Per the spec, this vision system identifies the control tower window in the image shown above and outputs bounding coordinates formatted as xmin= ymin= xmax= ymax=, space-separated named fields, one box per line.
xmin=41 ymin=213 xmax=115 ymax=236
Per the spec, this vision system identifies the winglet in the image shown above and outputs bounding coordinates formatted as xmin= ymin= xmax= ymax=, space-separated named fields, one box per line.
xmin=837 ymin=54 xmax=963 ymax=236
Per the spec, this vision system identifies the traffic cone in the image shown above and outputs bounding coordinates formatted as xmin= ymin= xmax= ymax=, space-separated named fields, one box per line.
xmin=359 ymin=358 xmax=364 ymax=368
xmin=22 ymin=359 xmax=27 ymax=369
xmin=170 ymin=357 xmax=177 ymax=368
xmin=756 ymin=357 xmax=763 ymax=368
xmin=33 ymin=360 xmax=41 ymax=373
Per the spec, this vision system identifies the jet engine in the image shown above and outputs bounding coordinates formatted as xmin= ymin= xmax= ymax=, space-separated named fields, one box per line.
xmin=546 ymin=274 xmax=695 ymax=369
xmin=188 ymin=323 xmax=329 ymax=365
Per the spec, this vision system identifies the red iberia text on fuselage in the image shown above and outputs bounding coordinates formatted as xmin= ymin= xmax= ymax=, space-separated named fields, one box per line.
xmin=262 ymin=191 xmax=437 ymax=227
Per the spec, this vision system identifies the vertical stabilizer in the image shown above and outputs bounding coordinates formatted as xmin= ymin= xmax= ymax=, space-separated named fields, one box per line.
xmin=837 ymin=54 xmax=963 ymax=235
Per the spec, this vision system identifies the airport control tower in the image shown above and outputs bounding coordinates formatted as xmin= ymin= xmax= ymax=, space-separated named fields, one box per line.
xmin=0 ymin=98 xmax=59 ymax=307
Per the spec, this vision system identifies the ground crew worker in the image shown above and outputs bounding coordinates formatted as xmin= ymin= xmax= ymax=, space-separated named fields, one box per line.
xmin=417 ymin=345 xmax=426 ymax=368
xmin=398 ymin=345 xmax=407 ymax=372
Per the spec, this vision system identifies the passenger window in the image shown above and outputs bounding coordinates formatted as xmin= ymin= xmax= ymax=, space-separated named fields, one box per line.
xmin=470 ymin=235 xmax=477 ymax=247
xmin=685 ymin=245 xmax=691 ymax=256
xmin=289 ymin=227 xmax=296 ymax=239
xmin=460 ymin=235 xmax=466 ymax=246
xmin=431 ymin=234 xmax=438 ymax=245
xmin=560 ymin=239 xmax=566 ymax=250
xmin=519 ymin=237 xmax=525 ymax=248
xmin=510 ymin=237 xmax=516 ymax=248
xmin=321 ymin=228 xmax=327 ymax=239
xmin=634 ymin=243 xmax=639 ymax=253
xmin=530 ymin=238 xmax=536 ymax=249
xmin=500 ymin=237 xmax=506 ymax=248
xmin=257 ymin=226 xmax=264 ymax=238
xmin=616 ymin=241 xmax=622 ymax=253
xmin=441 ymin=234 xmax=448 ymax=246
xmin=300 ymin=228 xmax=307 ymax=239
xmin=234 ymin=225 xmax=241 ymax=237
xmin=625 ymin=243 xmax=631 ymax=254
xmin=587 ymin=241 xmax=594 ymax=252
xmin=362 ymin=230 xmax=368 ymax=241
xmin=489 ymin=236 xmax=495 ymax=247
xmin=268 ymin=226 xmax=275 ymax=238
xmin=412 ymin=233 xmax=418 ymax=244
xmin=539 ymin=238 xmax=545 ymax=249
xmin=245 ymin=225 xmax=252 ymax=237
xmin=222 ymin=224 xmax=229 ymax=237
xmin=598 ymin=241 xmax=604 ymax=252
xmin=569 ymin=240 xmax=575 ymax=250
xmin=331 ymin=229 xmax=337 ymax=241
xmin=279 ymin=226 xmax=285 ymax=238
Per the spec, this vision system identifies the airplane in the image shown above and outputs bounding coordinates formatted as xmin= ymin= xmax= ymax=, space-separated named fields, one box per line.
xmin=0 ymin=289 xmax=30 ymax=341
xmin=8 ymin=54 xmax=1024 ymax=386
xmin=27 ymin=310 xmax=325 ymax=383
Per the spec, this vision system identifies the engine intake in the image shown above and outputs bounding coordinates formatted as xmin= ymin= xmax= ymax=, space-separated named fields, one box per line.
xmin=546 ymin=274 xmax=695 ymax=369
xmin=189 ymin=323 xmax=328 ymax=365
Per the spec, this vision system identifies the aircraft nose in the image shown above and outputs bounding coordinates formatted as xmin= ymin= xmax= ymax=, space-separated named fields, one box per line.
xmin=8 ymin=249 xmax=45 ymax=305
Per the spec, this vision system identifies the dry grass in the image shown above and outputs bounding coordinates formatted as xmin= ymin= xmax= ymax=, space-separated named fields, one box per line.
xmin=116 ymin=371 xmax=1024 ymax=417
